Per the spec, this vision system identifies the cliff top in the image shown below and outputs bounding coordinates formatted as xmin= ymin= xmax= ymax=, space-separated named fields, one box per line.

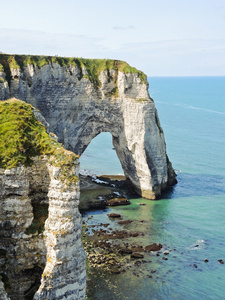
xmin=0 ymin=54 xmax=147 ymax=87
xmin=0 ymin=98 xmax=78 ymax=169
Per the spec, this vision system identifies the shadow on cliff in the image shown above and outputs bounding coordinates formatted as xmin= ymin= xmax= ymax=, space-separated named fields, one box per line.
xmin=161 ymin=172 xmax=225 ymax=199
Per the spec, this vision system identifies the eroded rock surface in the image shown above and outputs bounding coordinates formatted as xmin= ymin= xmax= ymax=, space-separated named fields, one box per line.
xmin=0 ymin=156 xmax=86 ymax=300
xmin=0 ymin=99 xmax=86 ymax=299
xmin=0 ymin=54 xmax=177 ymax=199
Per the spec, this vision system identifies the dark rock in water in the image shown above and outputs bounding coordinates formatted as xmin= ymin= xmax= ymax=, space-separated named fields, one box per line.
xmin=137 ymin=203 xmax=146 ymax=205
xmin=107 ymin=197 xmax=130 ymax=206
xmin=111 ymin=268 xmax=121 ymax=274
xmin=204 ymin=258 xmax=209 ymax=263
xmin=145 ymin=243 xmax=163 ymax=252
xmin=118 ymin=220 xmax=133 ymax=225
xmin=193 ymin=264 xmax=198 ymax=268
xmin=218 ymin=259 xmax=224 ymax=264
xmin=195 ymin=245 xmax=199 ymax=247
xmin=131 ymin=253 xmax=144 ymax=259
xmin=131 ymin=246 xmax=144 ymax=252
xmin=142 ymin=260 xmax=148 ymax=263
xmin=162 ymin=257 xmax=168 ymax=261
xmin=107 ymin=213 xmax=121 ymax=218
xmin=118 ymin=248 xmax=132 ymax=255
xmin=130 ymin=232 xmax=139 ymax=237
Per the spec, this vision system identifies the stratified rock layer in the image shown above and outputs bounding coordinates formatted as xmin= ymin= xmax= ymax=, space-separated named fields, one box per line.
xmin=0 ymin=98 xmax=86 ymax=300
xmin=0 ymin=54 xmax=177 ymax=199
xmin=34 ymin=159 xmax=86 ymax=300
xmin=0 ymin=156 xmax=85 ymax=300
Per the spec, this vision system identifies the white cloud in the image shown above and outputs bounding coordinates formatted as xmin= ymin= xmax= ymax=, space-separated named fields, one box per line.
xmin=113 ymin=26 xmax=135 ymax=31
xmin=0 ymin=28 xmax=106 ymax=58
xmin=113 ymin=39 xmax=225 ymax=76
xmin=1 ymin=28 xmax=225 ymax=76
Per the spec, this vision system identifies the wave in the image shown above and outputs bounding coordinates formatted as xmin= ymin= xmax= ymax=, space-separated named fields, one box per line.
xmin=189 ymin=239 xmax=206 ymax=250
xmin=175 ymin=103 xmax=225 ymax=115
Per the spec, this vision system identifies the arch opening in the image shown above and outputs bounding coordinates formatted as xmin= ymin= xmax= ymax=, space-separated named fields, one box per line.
xmin=79 ymin=132 xmax=129 ymax=211
xmin=79 ymin=132 xmax=124 ymax=176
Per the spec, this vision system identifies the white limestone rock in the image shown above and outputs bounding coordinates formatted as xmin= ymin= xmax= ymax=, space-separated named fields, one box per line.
xmin=0 ymin=56 xmax=176 ymax=199
xmin=0 ymin=155 xmax=86 ymax=300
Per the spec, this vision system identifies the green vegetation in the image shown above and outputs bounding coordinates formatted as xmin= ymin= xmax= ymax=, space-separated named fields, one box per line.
xmin=0 ymin=98 xmax=79 ymax=171
xmin=78 ymin=58 xmax=147 ymax=88
xmin=135 ymin=98 xmax=149 ymax=102
xmin=7 ymin=56 xmax=20 ymax=69
xmin=0 ymin=53 xmax=147 ymax=89
xmin=105 ymin=86 xmax=119 ymax=98
xmin=49 ymin=147 xmax=79 ymax=185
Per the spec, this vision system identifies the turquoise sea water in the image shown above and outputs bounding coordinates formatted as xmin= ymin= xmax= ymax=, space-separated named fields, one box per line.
xmin=80 ymin=77 xmax=225 ymax=300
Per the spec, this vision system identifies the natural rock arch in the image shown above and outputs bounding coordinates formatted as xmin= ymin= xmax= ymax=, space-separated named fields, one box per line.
xmin=0 ymin=54 xmax=177 ymax=199
xmin=0 ymin=55 xmax=177 ymax=300
xmin=79 ymin=131 xmax=124 ymax=175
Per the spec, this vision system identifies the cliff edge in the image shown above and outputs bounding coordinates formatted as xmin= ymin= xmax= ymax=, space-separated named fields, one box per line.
xmin=0 ymin=99 xmax=86 ymax=300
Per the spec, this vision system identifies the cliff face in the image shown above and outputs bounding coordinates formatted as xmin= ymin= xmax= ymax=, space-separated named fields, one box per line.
xmin=0 ymin=100 xmax=86 ymax=299
xmin=0 ymin=54 xmax=176 ymax=199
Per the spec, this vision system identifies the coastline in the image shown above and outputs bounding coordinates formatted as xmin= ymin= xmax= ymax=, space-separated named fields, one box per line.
xmin=80 ymin=174 xmax=168 ymax=298
xmin=79 ymin=174 xmax=136 ymax=211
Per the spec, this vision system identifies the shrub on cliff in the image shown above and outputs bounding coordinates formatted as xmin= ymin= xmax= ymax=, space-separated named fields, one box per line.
xmin=0 ymin=98 xmax=78 ymax=169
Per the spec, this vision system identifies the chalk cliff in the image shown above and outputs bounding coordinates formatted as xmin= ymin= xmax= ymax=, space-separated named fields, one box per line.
xmin=0 ymin=54 xmax=176 ymax=200
xmin=0 ymin=54 xmax=177 ymax=299
xmin=0 ymin=99 xmax=85 ymax=299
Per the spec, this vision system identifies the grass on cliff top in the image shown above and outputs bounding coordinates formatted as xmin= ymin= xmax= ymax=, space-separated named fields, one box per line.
xmin=0 ymin=98 xmax=78 ymax=169
xmin=0 ymin=54 xmax=147 ymax=88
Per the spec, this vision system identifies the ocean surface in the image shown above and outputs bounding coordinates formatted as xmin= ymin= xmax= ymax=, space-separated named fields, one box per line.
xmin=80 ymin=76 xmax=225 ymax=300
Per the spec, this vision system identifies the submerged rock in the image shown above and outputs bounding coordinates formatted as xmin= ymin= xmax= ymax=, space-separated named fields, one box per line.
xmin=145 ymin=243 xmax=163 ymax=252
xmin=118 ymin=220 xmax=133 ymax=225
xmin=131 ymin=253 xmax=144 ymax=259
xmin=131 ymin=246 xmax=144 ymax=252
xmin=118 ymin=248 xmax=133 ymax=255
xmin=107 ymin=213 xmax=122 ymax=218
xmin=107 ymin=197 xmax=130 ymax=206
xmin=218 ymin=259 xmax=224 ymax=264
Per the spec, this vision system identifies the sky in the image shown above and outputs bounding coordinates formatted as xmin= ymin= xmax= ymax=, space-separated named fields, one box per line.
xmin=0 ymin=0 xmax=225 ymax=76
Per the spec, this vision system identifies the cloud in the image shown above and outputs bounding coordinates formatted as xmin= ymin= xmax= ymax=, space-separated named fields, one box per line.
xmin=119 ymin=38 xmax=225 ymax=54
xmin=112 ymin=39 xmax=225 ymax=76
xmin=1 ymin=28 xmax=224 ymax=76
xmin=113 ymin=25 xmax=135 ymax=31
xmin=0 ymin=28 xmax=106 ymax=57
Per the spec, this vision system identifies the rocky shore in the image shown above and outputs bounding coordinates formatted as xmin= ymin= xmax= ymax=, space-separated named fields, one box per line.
xmin=80 ymin=175 xmax=167 ymax=278
xmin=79 ymin=174 xmax=135 ymax=211
xmin=80 ymin=174 xmax=224 ymax=299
